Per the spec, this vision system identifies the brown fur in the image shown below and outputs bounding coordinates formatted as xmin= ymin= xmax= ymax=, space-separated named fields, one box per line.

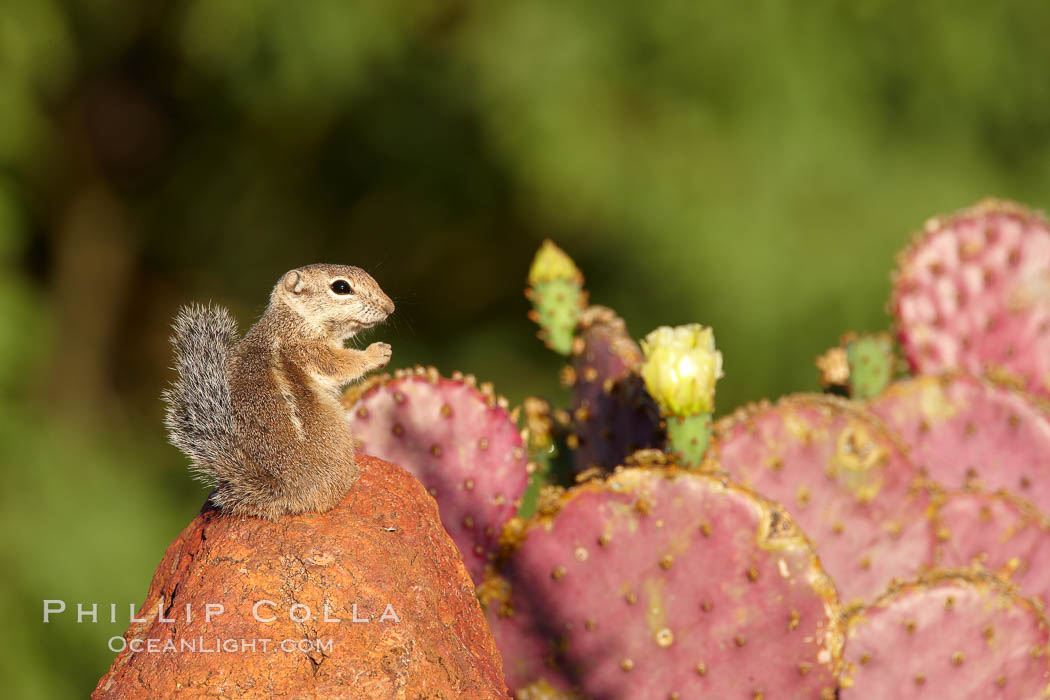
xmin=165 ymin=264 xmax=393 ymax=519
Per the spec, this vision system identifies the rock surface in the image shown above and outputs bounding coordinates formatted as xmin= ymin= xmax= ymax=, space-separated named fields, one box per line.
xmin=93 ymin=454 xmax=508 ymax=699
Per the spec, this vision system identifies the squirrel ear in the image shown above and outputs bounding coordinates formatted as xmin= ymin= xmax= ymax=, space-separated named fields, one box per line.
xmin=283 ymin=270 xmax=304 ymax=294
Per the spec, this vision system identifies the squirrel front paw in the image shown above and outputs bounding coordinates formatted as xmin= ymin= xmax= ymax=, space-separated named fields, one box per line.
xmin=366 ymin=342 xmax=392 ymax=370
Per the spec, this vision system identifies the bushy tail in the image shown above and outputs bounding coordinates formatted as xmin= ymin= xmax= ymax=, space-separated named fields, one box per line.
xmin=162 ymin=303 xmax=239 ymax=485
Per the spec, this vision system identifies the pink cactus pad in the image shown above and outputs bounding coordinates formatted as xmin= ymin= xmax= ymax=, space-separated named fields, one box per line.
xmin=477 ymin=572 xmax=577 ymax=696
xmin=568 ymin=306 xmax=663 ymax=474
xmin=344 ymin=367 xmax=528 ymax=583
xmin=712 ymin=395 xmax=929 ymax=604
xmin=841 ymin=571 xmax=1050 ymax=699
xmin=929 ymin=490 xmax=1050 ymax=609
xmin=892 ymin=199 xmax=1050 ymax=398
xmin=868 ymin=373 xmax=1050 ymax=511
xmin=482 ymin=465 xmax=843 ymax=699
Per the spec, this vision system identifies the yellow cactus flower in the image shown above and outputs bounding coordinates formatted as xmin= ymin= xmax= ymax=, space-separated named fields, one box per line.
xmin=527 ymin=240 xmax=582 ymax=284
xmin=640 ymin=324 xmax=723 ymax=416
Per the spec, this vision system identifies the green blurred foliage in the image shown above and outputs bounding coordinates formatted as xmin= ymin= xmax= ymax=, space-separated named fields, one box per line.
xmin=1 ymin=0 xmax=1049 ymax=695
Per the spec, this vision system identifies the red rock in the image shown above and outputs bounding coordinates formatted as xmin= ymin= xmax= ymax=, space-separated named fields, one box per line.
xmin=93 ymin=455 xmax=507 ymax=699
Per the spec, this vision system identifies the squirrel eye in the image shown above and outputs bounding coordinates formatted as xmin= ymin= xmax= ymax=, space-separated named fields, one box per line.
xmin=330 ymin=280 xmax=353 ymax=295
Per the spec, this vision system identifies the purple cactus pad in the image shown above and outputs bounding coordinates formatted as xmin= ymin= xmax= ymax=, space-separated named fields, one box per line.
xmin=345 ymin=367 xmax=528 ymax=583
xmin=892 ymin=199 xmax=1050 ymax=398
xmin=713 ymin=395 xmax=930 ymax=604
xmin=928 ymin=490 xmax=1050 ymax=610
xmin=868 ymin=372 xmax=1050 ymax=512
xmin=841 ymin=571 xmax=1050 ymax=699
xmin=482 ymin=465 xmax=842 ymax=698
xmin=568 ymin=306 xmax=663 ymax=474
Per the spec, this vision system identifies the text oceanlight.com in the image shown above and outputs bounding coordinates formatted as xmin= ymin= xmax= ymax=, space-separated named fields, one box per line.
xmin=109 ymin=637 xmax=335 ymax=654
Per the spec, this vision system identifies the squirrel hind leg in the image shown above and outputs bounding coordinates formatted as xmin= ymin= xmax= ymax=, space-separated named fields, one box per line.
xmin=204 ymin=479 xmax=278 ymax=520
xmin=208 ymin=457 xmax=360 ymax=520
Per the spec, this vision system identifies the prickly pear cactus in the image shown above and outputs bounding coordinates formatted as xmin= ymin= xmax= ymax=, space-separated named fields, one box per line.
xmin=891 ymin=199 xmax=1050 ymax=398
xmin=928 ymin=489 xmax=1050 ymax=609
xmin=840 ymin=571 xmax=1050 ymax=698
xmin=867 ymin=373 xmax=1050 ymax=511
xmin=640 ymin=324 xmax=723 ymax=467
xmin=712 ymin=395 xmax=930 ymax=604
xmin=567 ymin=306 xmax=663 ymax=474
xmin=344 ymin=367 xmax=528 ymax=583
xmin=517 ymin=396 xmax=576 ymax=519
xmin=846 ymin=333 xmax=896 ymax=399
xmin=481 ymin=464 xmax=843 ymax=699
xmin=477 ymin=571 xmax=577 ymax=697
xmin=817 ymin=332 xmax=896 ymax=399
xmin=526 ymin=240 xmax=588 ymax=355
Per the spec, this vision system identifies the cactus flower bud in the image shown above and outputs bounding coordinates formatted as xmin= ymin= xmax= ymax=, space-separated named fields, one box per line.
xmin=640 ymin=324 xmax=723 ymax=416
xmin=527 ymin=240 xmax=582 ymax=285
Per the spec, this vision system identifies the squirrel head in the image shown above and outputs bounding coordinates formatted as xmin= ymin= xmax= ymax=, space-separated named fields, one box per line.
xmin=273 ymin=264 xmax=395 ymax=341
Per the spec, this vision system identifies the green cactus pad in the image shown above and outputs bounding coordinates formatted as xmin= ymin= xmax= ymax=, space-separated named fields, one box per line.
xmin=816 ymin=332 xmax=897 ymax=399
xmin=664 ymin=412 xmax=712 ymax=468
xmin=844 ymin=332 xmax=896 ymax=399
xmin=526 ymin=240 xmax=587 ymax=355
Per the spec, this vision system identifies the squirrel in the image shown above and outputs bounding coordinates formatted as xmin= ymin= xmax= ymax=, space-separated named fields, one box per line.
xmin=162 ymin=264 xmax=394 ymax=519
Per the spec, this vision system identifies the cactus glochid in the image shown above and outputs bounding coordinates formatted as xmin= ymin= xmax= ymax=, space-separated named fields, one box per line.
xmin=480 ymin=463 xmax=842 ymax=699
xmin=343 ymin=367 xmax=528 ymax=584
